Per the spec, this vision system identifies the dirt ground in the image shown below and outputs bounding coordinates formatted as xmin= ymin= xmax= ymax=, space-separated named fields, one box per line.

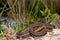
xmin=18 ymin=29 xmax=60 ymax=40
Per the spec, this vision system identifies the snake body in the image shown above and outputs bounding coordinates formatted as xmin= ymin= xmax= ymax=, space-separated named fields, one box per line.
xmin=29 ymin=22 xmax=47 ymax=37
xmin=16 ymin=22 xmax=53 ymax=38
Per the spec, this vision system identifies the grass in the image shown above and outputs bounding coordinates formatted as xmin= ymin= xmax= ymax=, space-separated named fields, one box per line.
xmin=0 ymin=3 xmax=7 ymax=18
xmin=0 ymin=0 xmax=60 ymax=38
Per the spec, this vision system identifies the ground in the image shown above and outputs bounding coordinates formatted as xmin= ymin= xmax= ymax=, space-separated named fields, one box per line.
xmin=18 ymin=29 xmax=60 ymax=40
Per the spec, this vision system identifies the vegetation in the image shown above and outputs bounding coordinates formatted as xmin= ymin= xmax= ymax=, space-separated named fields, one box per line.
xmin=0 ymin=0 xmax=60 ymax=39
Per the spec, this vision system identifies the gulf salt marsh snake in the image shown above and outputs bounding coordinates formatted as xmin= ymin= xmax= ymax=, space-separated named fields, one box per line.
xmin=16 ymin=22 xmax=53 ymax=38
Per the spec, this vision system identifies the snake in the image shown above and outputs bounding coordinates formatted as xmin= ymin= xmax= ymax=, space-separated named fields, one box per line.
xmin=29 ymin=22 xmax=53 ymax=37
xmin=16 ymin=22 xmax=53 ymax=38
